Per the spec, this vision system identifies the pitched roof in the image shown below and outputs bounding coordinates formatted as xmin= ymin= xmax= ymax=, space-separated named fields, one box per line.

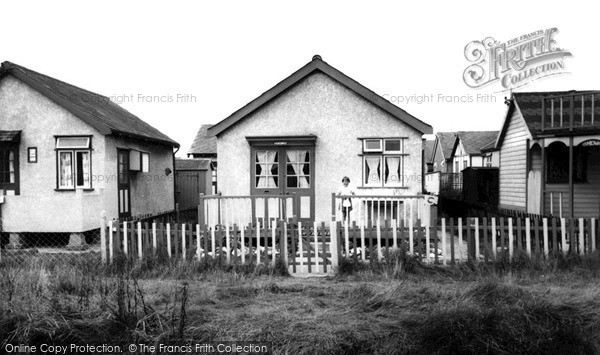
xmin=456 ymin=131 xmax=499 ymax=155
xmin=424 ymin=140 xmax=435 ymax=163
xmin=0 ymin=61 xmax=179 ymax=147
xmin=175 ymin=158 xmax=210 ymax=171
xmin=188 ymin=124 xmax=217 ymax=156
xmin=435 ymin=132 xmax=457 ymax=160
xmin=208 ymin=55 xmax=432 ymax=136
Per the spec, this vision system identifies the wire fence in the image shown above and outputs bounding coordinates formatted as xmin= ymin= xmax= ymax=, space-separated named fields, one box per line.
xmin=0 ymin=227 xmax=103 ymax=266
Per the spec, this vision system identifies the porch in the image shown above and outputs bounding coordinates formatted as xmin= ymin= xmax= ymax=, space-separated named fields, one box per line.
xmin=528 ymin=91 xmax=600 ymax=218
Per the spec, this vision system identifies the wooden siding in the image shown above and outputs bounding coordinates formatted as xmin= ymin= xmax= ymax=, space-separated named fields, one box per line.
xmin=574 ymin=150 xmax=600 ymax=217
xmin=543 ymin=150 xmax=600 ymax=217
xmin=544 ymin=184 xmax=570 ymax=216
xmin=499 ymin=109 xmax=530 ymax=210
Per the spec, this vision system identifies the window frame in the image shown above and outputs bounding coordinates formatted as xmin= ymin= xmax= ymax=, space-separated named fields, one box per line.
xmin=27 ymin=147 xmax=37 ymax=163
xmin=55 ymin=136 xmax=93 ymax=190
xmin=360 ymin=137 xmax=407 ymax=188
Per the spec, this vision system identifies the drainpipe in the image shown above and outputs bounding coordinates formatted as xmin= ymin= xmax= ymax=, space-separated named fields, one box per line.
xmin=173 ymin=146 xmax=179 ymax=210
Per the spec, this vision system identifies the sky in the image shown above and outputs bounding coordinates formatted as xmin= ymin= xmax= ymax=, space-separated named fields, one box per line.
xmin=1 ymin=0 xmax=596 ymax=156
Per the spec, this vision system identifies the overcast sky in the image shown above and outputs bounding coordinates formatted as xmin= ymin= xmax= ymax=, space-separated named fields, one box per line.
xmin=1 ymin=1 xmax=596 ymax=156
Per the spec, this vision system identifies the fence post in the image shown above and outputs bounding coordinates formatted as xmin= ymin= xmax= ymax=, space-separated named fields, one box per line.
xmin=182 ymin=223 xmax=187 ymax=260
xmin=560 ymin=218 xmax=567 ymax=254
xmin=166 ymin=223 xmax=172 ymax=258
xmin=525 ymin=218 xmax=532 ymax=256
xmin=137 ymin=221 xmax=143 ymax=260
xmin=198 ymin=194 xmax=205 ymax=228
xmin=475 ymin=218 xmax=480 ymax=261
xmin=313 ymin=221 xmax=319 ymax=271
xmin=578 ymin=218 xmax=585 ymax=255
xmin=543 ymin=218 xmax=549 ymax=258
xmin=282 ymin=221 xmax=288 ymax=266
xmin=152 ymin=222 xmax=157 ymax=253
xmin=508 ymin=218 xmax=513 ymax=259
xmin=592 ymin=218 xmax=597 ymax=253
xmin=441 ymin=218 xmax=447 ymax=265
xmin=330 ymin=218 xmax=339 ymax=269
xmin=100 ymin=210 xmax=107 ymax=263
xmin=123 ymin=221 xmax=129 ymax=256
xmin=196 ymin=224 xmax=201 ymax=262
xmin=109 ymin=219 xmax=115 ymax=263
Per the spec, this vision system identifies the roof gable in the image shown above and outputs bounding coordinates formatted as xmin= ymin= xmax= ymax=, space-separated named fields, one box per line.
xmin=453 ymin=131 xmax=499 ymax=156
xmin=208 ymin=55 xmax=432 ymax=136
xmin=435 ymin=132 xmax=457 ymax=160
xmin=188 ymin=124 xmax=217 ymax=156
xmin=0 ymin=61 xmax=179 ymax=147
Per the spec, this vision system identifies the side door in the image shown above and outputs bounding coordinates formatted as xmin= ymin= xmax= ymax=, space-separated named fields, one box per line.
xmin=117 ymin=149 xmax=131 ymax=218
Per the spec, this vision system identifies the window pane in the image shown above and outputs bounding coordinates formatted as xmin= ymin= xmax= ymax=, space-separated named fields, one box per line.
xmin=59 ymin=152 xmax=73 ymax=188
xmin=384 ymin=139 xmax=401 ymax=152
xmin=364 ymin=139 xmax=382 ymax=151
xmin=384 ymin=157 xmax=402 ymax=186
xmin=76 ymin=151 xmax=90 ymax=187
xmin=302 ymin=162 xmax=310 ymax=175
xmin=300 ymin=175 xmax=310 ymax=188
xmin=286 ymin=163 xmax=295 ymax=175
xmin=142 ymin=152 xmax=149 ymax=172
xmin=287 ymin=176 xmax=298 ymax=188
xmin=364 ymin=156 xmax=381 ymax=186
xmin=56 ymin=137 xmax=90 ymax=149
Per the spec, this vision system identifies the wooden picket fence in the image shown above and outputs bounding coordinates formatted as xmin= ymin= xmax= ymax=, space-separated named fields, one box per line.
xmin=99 ymin=217 xmax=337 ymax=274
xmin=447 ymin=216 xmax=599 ymax=262
xmin=99 ymin=215 xmax=599 ymax=272
xmin=336 ymin=216 xmax=599 ymax=265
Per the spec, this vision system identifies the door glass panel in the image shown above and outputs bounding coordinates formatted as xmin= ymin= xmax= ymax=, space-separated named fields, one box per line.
xmin=255 ymin=150 xmax=278 ymax=188
xmin=286 ymin=150 xmax=310 ymax=188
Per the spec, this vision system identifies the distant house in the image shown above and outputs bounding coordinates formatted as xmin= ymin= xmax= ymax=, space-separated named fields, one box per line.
xmin=188 ymin=124 xmax=217 ymax=194
xmin=431 ymin=132 xmax=457 ymax=172
xmin=207 ymin=55 xmax=432 ymax=223
xmin=0 ymin=61 xmax=179 ymax=245
xmin=495 ymin=91 xmax=600 ymax=217
xmin=450 ymin=131 xmax=499 ymax=172
xmin=175 ymin=158 xmax=212 ymax=209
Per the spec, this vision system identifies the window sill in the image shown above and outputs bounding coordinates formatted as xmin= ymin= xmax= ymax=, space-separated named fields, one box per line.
xmin=357 ymin=186 xmax=409 ymax=189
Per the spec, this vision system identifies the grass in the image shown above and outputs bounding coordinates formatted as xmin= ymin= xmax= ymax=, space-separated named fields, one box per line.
xmin=1 ymin=251 xmax=600 ymax=354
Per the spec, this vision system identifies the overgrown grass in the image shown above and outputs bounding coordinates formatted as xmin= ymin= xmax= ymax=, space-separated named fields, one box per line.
xmin=1 ymin=250 xmax=600 ymax=354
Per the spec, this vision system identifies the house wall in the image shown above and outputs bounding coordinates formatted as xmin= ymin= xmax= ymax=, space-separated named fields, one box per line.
xmin=103 ymin=136 xmax=175 ymax=221
xmin=216 ymin=72 xmax=425 ymax=223
xmin=0 ymin=76 xmax=105 ymax=233
xmin=499 ymin=108 xmax=530 ymax=210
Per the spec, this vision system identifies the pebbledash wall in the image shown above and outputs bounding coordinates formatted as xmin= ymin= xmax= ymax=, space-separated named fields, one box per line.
xmin=217 ymin=72 xmax=425 ymax=223
xmin=0 ymin=76 xmax=174 ymax=233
